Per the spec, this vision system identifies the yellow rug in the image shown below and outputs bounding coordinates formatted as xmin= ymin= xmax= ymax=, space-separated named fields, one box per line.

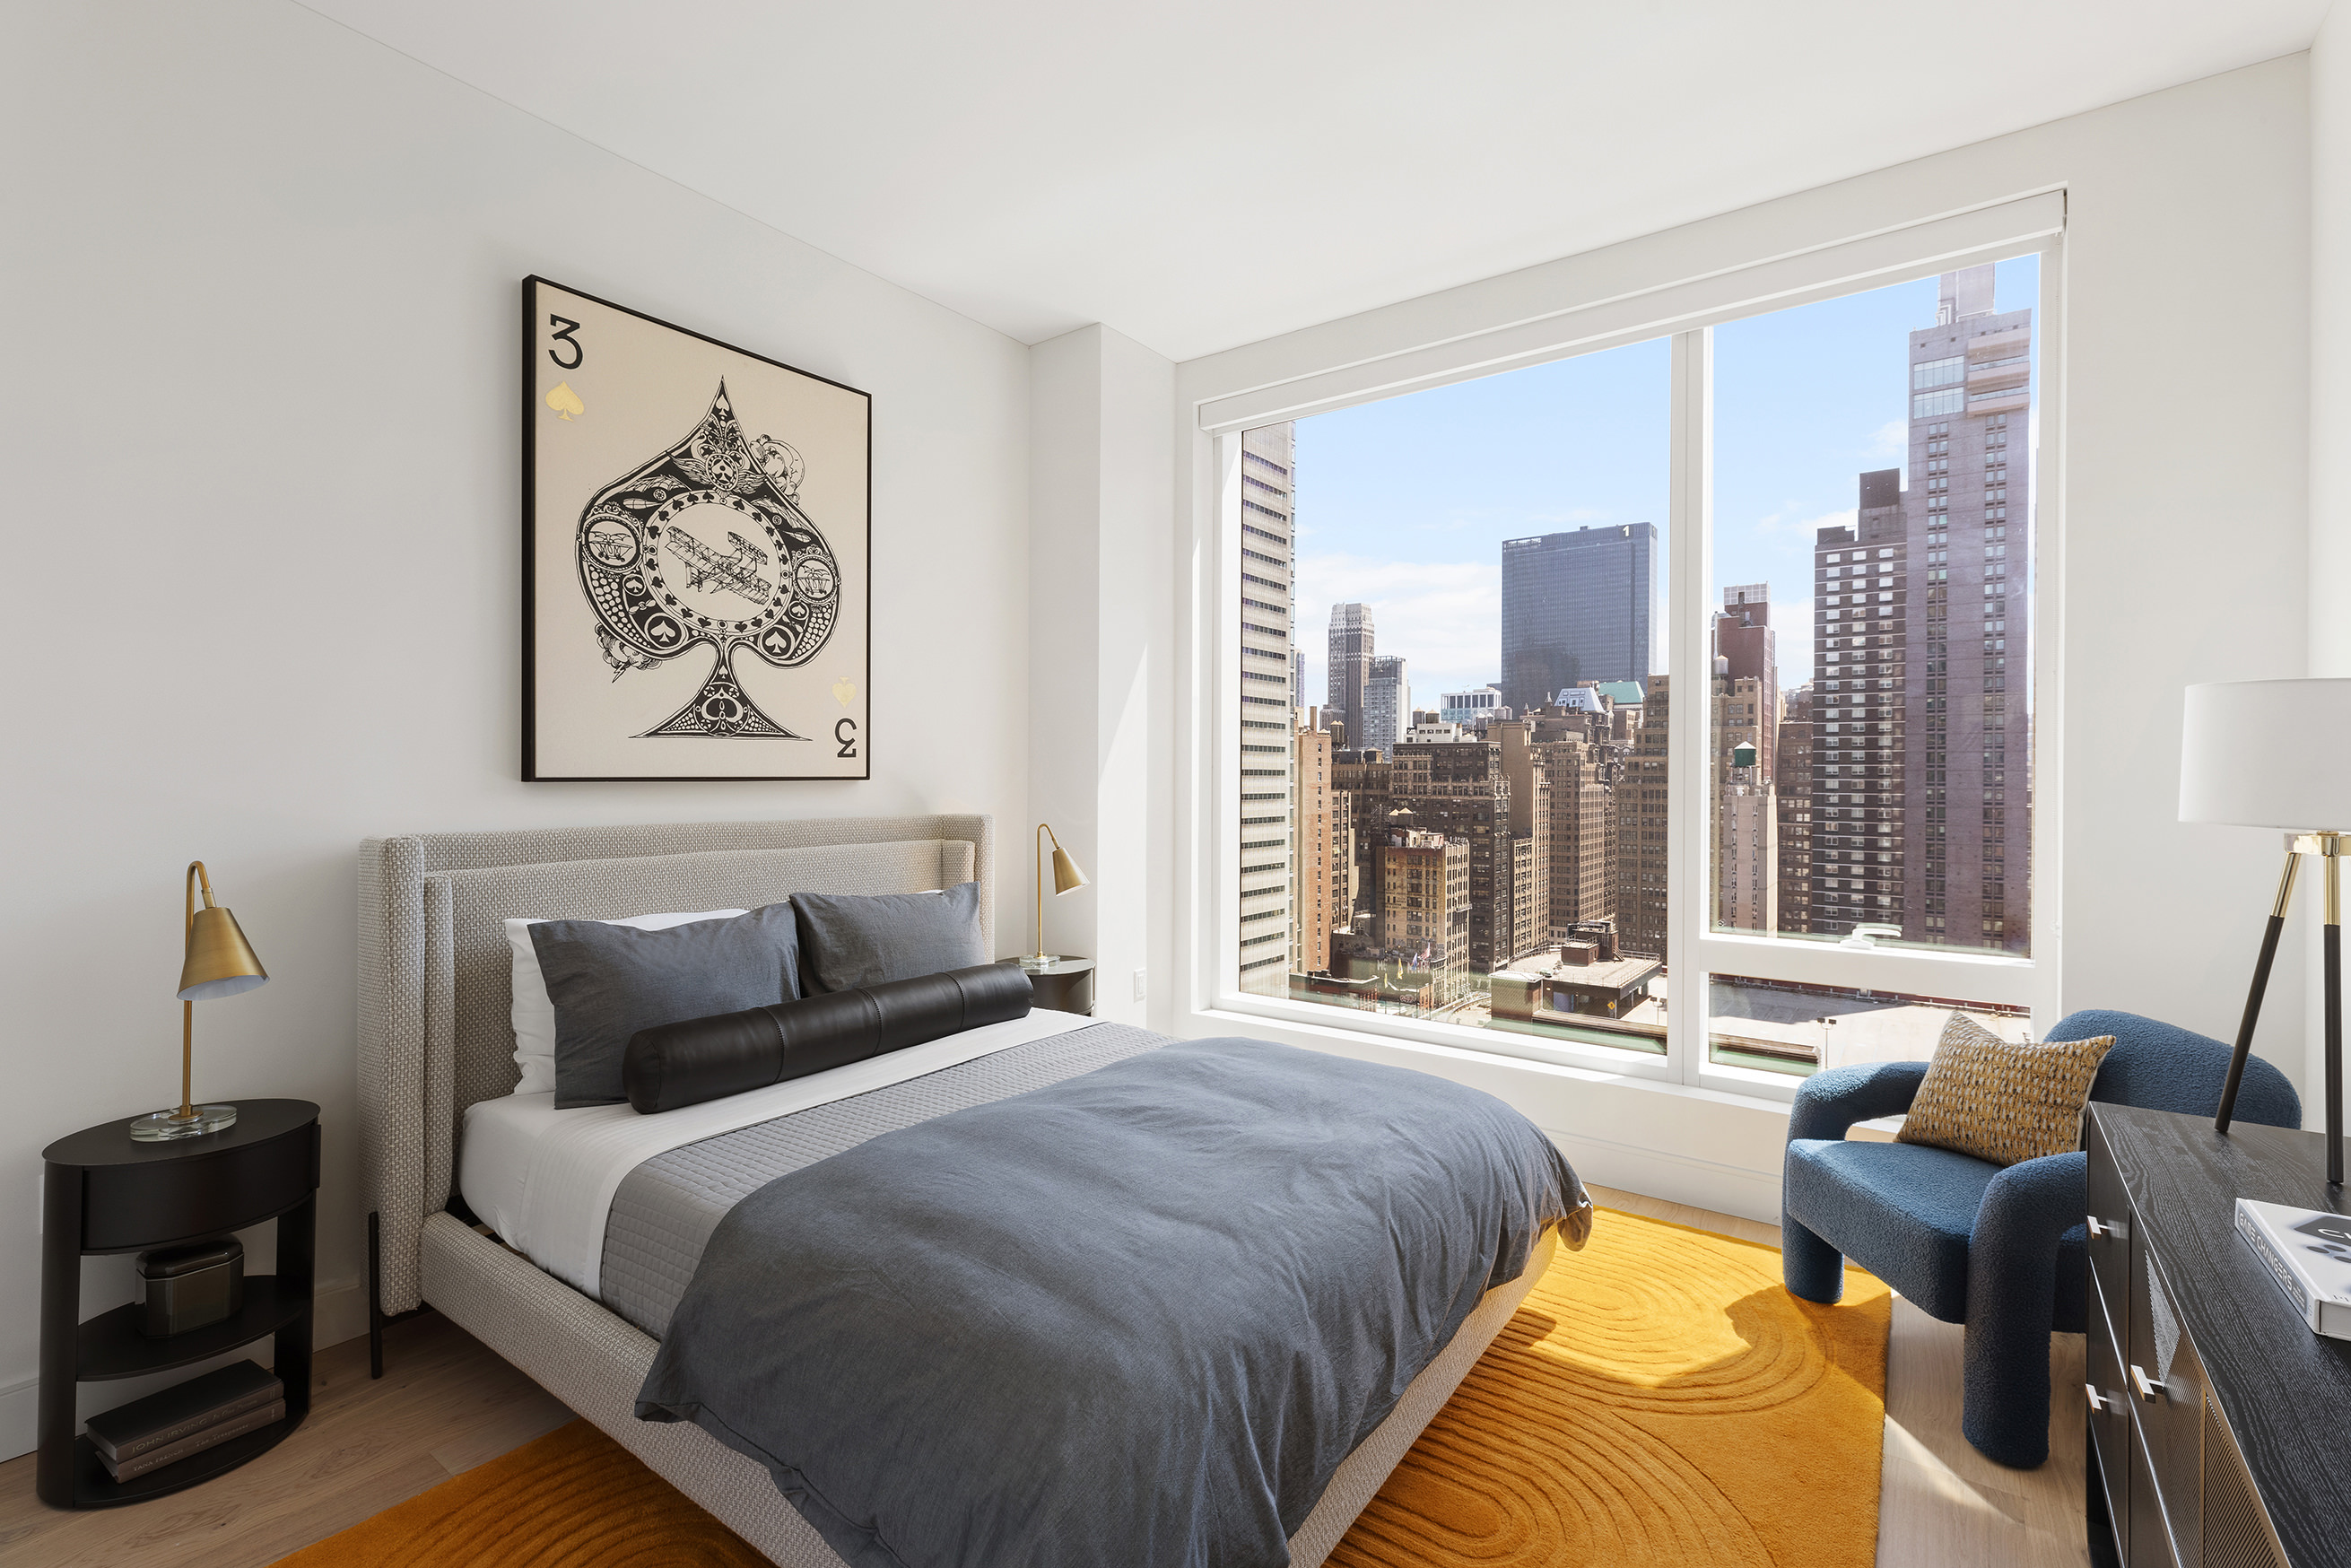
xmin=1330 ymin=1210 xmax=1890 ymax=1567
xmin=285 ymin=1210 xmax=1887 ymax=1567
xmin=278 ymin=1417 xmax=769 ymax=1567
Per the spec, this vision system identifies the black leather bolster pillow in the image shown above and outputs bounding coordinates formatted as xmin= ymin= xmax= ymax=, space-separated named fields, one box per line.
xmin=622 ymin=963 xmax=1034 ymax=1115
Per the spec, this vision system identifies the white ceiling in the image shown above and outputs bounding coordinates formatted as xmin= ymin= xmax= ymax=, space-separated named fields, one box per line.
xmin=302 ymin=0 xmax=2328 ymax=362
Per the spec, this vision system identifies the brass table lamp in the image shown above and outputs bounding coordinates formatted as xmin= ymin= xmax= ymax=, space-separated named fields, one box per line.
xmin=1019 ymin=823 xmax=1088 ymax=971
xmin=129 ymin=861 xmax=268 ymax=1141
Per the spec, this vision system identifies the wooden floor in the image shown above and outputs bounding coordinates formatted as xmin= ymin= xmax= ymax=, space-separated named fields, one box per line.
xmin=0 ymin=1189 xmax=2087 ymax=1568
xmin=0 ymin=1316 xmax=574 ymax=1568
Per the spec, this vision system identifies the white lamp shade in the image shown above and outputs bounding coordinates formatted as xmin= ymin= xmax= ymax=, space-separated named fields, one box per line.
xmin=2180 ymin=678 xmax=2351 ymax=829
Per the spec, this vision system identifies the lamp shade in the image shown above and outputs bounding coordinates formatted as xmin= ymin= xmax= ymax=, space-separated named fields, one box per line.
xmin=179 ymin=905 xmax=269 ymax=1000
xmin=1050 ymin=843 xmax=1088 ymax=895
xmin=2180 ymin=678 xmax=2351 ymax=829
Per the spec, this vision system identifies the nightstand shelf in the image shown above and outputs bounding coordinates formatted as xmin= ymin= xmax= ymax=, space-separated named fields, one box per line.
xmin=39 ymin=1100 xmax=320 ymax=1511
xmin=77 ymin=1276 xmax=310 ymax=1382
xmin=62 ymin=1414 xmax=300 ymax=1510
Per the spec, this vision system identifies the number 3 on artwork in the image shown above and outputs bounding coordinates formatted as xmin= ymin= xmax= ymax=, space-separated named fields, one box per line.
xmin=547 ymin=315 xmax=584 ymax=370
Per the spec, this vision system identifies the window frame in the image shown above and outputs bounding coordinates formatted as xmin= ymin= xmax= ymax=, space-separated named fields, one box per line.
xmin=1182 ymin=192 xmax=2067 ymax=1104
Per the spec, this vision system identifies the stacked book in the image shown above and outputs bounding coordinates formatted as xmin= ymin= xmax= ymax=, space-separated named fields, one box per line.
xmin=84 ymin=1361 xmax=285 ymax=1482
xmin=2235 ymin=1198 xmax=2351 ymax=1339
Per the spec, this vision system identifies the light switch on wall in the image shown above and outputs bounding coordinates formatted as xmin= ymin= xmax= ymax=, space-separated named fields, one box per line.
xmin=1132 ymin=968 xmax=1147 ymax=1002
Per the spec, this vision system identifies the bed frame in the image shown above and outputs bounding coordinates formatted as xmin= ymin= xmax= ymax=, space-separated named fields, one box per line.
xmin=356 ymin=814 xmax=1554 ymax=1566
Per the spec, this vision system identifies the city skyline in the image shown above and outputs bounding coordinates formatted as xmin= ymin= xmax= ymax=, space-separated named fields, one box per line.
xmin=1286 ymin=257 xmax=2040 ymax=706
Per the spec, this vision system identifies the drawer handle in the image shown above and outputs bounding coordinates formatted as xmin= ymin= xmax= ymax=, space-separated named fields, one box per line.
xmin=2085 ymin=1382 xmax=2119 ymax=1415
xmin=2130 ymin=1365 xmax=2165 ymax=1404
xmin=2087 ymin=1215 xmax=2129 ymax=1241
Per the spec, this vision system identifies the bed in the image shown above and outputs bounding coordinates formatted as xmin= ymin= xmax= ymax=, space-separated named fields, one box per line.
xmin=358 ymin=814 xmax=1584 ymax=1567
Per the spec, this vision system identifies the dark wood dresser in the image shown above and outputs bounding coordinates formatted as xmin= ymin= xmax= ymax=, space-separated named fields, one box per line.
xmin=2085 ymin=1102 xmax=2351 ymax=1568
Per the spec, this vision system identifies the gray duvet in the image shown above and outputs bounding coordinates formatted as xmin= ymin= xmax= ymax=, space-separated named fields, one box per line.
xmin=635 ymin=1034 xmax=1588 ymax=1568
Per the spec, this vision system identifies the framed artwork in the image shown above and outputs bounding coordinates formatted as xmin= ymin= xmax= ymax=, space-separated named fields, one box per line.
xmin=522 ymin=276 xmax=870 ymax=780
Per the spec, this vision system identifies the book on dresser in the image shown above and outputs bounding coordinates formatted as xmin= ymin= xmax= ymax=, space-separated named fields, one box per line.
xmin=83 ymin=1360 xmax=284 ymax=1479
xmin=2235 ymin=1198 xmax=2351 ymax=1338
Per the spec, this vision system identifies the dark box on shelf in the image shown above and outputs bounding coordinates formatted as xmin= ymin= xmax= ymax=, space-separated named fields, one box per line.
xmin=135 ymin=1237 xmax=243 ymax=1337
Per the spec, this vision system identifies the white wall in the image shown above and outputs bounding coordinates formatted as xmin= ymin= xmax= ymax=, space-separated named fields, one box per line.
xmin=1026 ymin=327 xmax=1177 ymax=1023
xmin=2320 ymin=7 xmax=2351 ymax=683
xmin=2313 ymin=6 xmax=2350 ymax=1109
xmin=0 ymin=1 xmax=1031 ymax=1457
xmin=1167 ymin=57 xmax=2317 ymax=1221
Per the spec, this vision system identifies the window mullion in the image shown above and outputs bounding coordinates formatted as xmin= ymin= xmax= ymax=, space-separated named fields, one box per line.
xmin=1667 ymin=328 xmax=1712 ymax=1086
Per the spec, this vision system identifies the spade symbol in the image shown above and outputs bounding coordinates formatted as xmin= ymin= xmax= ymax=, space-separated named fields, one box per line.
xmin=572 ymin=383 xmax=841 ymax=743
xmin=546 ymin=382 xmax=586 ymax=422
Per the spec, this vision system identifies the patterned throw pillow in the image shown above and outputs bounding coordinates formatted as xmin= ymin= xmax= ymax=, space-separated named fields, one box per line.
xmin=1894 ymin=1013 xmax=2116 ymax=1166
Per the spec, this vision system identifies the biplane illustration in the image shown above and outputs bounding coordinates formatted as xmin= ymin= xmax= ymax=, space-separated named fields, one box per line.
xmin=664 ymin=526 xmax=772 ymax=607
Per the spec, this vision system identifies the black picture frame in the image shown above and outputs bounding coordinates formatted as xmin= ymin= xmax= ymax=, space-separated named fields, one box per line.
xmin=521 ymin=275 xmax=872 ymax=782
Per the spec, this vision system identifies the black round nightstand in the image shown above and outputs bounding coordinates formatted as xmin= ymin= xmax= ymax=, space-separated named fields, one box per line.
xmin=1006 ymin=956 xmax=1095 ymax=1016
xmin=39 ymin=1099 xmax=320 ymax=1509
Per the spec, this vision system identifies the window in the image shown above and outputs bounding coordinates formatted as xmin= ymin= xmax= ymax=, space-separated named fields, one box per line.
xmin=1232 ymin=344 xmax=1670 ymax=1049
xmin=1911 ymin=355 xmax=1964 ymax=390
xmin=1206 ymin=198 xmax=2058 ymax=1093
xmin=1704 ymin=257 xmax=2038 ymax=1075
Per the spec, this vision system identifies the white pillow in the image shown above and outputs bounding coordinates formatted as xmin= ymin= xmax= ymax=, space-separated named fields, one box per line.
xmin=505 ymin=910 xmax=750 ymax=1094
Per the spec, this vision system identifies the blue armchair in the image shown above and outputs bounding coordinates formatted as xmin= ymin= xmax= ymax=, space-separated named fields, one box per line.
xmin=1781 ymin=1008 xmax=2300 ymax=1468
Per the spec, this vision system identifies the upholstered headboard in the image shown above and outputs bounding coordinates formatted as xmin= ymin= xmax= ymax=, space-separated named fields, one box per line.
xmin=356 ymin=815 xmax=994 ymax=1316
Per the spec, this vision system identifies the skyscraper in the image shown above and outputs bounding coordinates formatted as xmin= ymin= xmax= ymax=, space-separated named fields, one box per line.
xmin=1711 ymin=671 xmax=1775 ymax=932
xmin=1808 ymin=470 xmax=1909 ymax=936
xmin=1237 ymin=422 xmax=1296 ymax=994
xmin=1334 ymin=753 xmax=1392 ymax=933
xmin=1327 ymin=603 xmax=1374 ymax=747
xmin=1616 ymin=680 xmax=1670 ymax=959
xmin=1499 ymin=524 xmax=1658 ymax=713
xmin=1903 ymin=264 xmax=2031 ymax=952
xmin=1714 ymin=584 xmax=1778 ymax=781
xmin=1719 ymin=783 xmax=1777 ymax=931
xmin=1493 ymin=719 xmax=1550 ymax=942
xmin=1775 ymin=686 xmax=1814 ymax=934
xmin=1537 ymin=735 xmax=1615 ymax=940
xmin=1815 ymin=262 xmax=2032 ymax=952
xmin=1293 ymin=719 xmax=1335 ymax=973
xmin=1363 ymin=655 xmax=1408 ymax=756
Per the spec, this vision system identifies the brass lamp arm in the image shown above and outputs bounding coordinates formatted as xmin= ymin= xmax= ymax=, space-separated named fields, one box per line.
xmin=179 ymin=862 xmax=215 ymax=1120
xmin=1036 ymin=823 xmax=1058 ymax=963
xmin=1029 ymin=823 xmax=1087 ymax=965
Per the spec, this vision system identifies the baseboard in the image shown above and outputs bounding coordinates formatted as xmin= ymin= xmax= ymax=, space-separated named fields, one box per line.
xmin=314 ymin=1274 xmax=371 ymax=1351
xmin=0 ymin=1373 xmax=32 ymax=1468
xmin=0 ymin=1276 xmax=369 ymax=1463
xmin=1546 ymin=1125 xmax=1785 ymax=1228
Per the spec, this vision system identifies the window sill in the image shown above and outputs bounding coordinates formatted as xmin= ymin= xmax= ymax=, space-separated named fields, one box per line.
xmin=1188 ymin=1003 xmax=1802 ymax=1120
xmin=1189 ymin=1003 xmax=1801 ymax=1224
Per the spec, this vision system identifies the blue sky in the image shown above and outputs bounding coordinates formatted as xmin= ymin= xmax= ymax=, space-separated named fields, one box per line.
xmin=1289 ymin=256 xmax=2038 ymax=709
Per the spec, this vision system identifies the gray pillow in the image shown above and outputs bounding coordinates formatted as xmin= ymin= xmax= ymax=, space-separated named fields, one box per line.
xmin=532 ymin=903 xmax=801 ymax=1109
xmin=792 ymin=882 xmax=987 ymax=993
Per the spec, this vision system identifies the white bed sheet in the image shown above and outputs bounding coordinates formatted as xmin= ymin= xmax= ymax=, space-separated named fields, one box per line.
xmin=459 ymin=1008 xmax=1100 ymax=1299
